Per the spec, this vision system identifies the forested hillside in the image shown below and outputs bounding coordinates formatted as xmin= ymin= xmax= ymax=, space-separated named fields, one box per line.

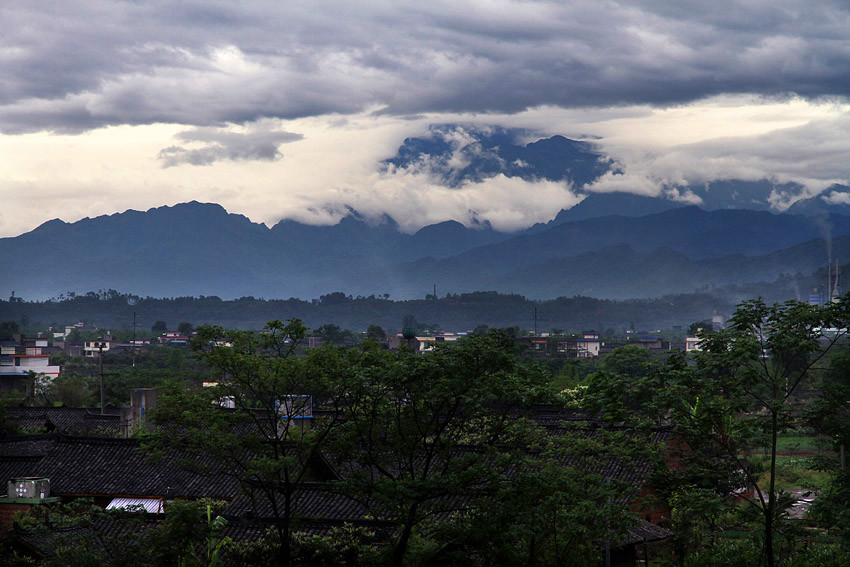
xmin=2 ymin=261 xmax=844 ymax=332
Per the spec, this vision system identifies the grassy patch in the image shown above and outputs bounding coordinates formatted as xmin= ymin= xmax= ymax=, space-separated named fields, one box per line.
xmin=752 ymin=432 xmax=832 ymax=455
xmin=753 ymin=455 xmax=832 ymax=491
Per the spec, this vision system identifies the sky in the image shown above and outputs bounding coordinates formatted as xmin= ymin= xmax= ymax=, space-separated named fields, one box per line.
xmin=0 ymin=0 xmax=847 ymax=237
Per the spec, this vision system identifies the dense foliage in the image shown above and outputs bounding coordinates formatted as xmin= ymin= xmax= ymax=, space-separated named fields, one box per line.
xmin=582 ymin=295 xmax=850 ymax=567
xmin=5 ymin=274 xmax=845 ymax=335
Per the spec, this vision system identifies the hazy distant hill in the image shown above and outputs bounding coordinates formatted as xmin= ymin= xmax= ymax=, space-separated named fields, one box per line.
xmin=386 ymin=207 xmax=849 ymax=295
xmin=0 ymin=202 xmax=513 ymax=300
xmin=493 ymin=235 xmax=850 ymax=299
xmin=2 ymin=199 xmax=844 ymax=302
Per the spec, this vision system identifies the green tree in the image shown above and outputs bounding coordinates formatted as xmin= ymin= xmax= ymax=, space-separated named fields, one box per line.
xmin=329 ymin=332 xmax=550 ymax=567
xmin=585 ymin=296 xmax=850 ymax=567
xmin=439 ymin=432 xmax=644 ymax=566
xmin=152 ymin=320 xmax=167 ymax=333
xmin=177 ymin=322 xmax=195 ymax=336
xmin=52 ymin=374 xmax=94 ymax=407
xmin=149 ymin=499 xmax=232 ymax=567
xmin=12 ymin=498 xmax=231 ymax=567
xmin=600 ymin=344 xmax=653 ymax=379
xmin=313 ymin=323 xmax=354 ymax=345
xmin=808 ymin=348 xmax=850 ymax=551
xmin=145 ymin=320 xmax=352 ymax=567
xmin=13 ymin=499 xmax=154 ymax=567
xmin=698 ymin=297 xmax=849 ymax=567
xmin=364 ymin=324 xmax=386 ymax=341
xmin=401 ymin=313 xmax=417 ymax=331
xmin=472 ymin=324 xmax=489 ymax=335
xmin=687 ymin=320 xmax=713 ymax=335
xmin=668 ymin=486 xmax=725 ymax=562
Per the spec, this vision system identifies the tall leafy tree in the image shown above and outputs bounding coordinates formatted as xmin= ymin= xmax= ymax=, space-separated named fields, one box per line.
xmin=145 ymin=319 xmax=353 ymax=567
xmin=364 ymin=324 xmax=386 ymax=341
xmin=808 ymin=347 xmax=850 ymax=551
xmin=438 ymin=431 xmax=646 ymax=567
xmin=177 ymin=321 xmax=195 ymax=336
xmin=328 ymin=332 xmax=550 ymax=567
xmin=584 ymin=295 xmax=850 ymax=567
xmin=697 ymin=296 xmax=849 ymax=567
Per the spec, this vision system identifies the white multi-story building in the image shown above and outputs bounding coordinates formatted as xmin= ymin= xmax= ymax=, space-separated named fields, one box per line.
xmin=558 ymin=331 xmax=602 ymax=358
xmin=0 ymin=335 xmax=61 ymax=392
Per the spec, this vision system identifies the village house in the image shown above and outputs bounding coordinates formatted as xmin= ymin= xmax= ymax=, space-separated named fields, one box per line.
xmin=0 ymin=335 xmax=61 ymax=393
xmin=558 ymin=330 xmax=602 ymax=358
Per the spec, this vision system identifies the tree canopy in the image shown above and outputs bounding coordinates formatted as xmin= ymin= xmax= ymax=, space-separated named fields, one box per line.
xmin=583 ymin=295 xmax=850 ymax=567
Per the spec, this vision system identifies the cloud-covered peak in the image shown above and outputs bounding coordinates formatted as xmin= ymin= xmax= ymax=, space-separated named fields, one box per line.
xmin=382 ymin=125 xmax=609 ymax=188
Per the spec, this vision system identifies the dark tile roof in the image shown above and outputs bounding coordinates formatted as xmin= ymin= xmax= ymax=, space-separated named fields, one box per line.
xmin=29 ymin=436 xmax=240 ymax=499
xmin=0 ymin=456 xmax=44 ymax=488
xmin=0 ymin=435 xmax=58 ymax=457
xmin=0 ymin=435 xmax=239 ymax=500
xmin=622 ymin=518 xmax=673 ymax=544
xmin=224 ymin=482 xmax=370 ymax=524
xmin=0 ymin=404 xmax=675 ymax=543
xmin=528 ymin=406 xmax=671 ymax=494
xmin=5 ymin=407 xmax=121 ymax=437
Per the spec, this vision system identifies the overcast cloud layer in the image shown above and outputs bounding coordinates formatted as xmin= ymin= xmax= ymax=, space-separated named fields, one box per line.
xmin=0 ymin=1 xmax=848 ymax=237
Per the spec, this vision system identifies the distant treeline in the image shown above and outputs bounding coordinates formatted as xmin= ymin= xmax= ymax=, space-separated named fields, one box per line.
xmin=0 ymin=290 xmax=772 ymax=335
xmin=2 ymin=263 xmax=842 ymax=334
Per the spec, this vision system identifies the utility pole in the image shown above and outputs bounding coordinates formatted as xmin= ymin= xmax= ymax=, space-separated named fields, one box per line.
xmin=533 ymin=306 xmax=538 ymax=337
xmin=95 ymin=339 xmax=118 ymax=415
xmin=131 ymin=311 xmax=137 ymax=368
xmin=97 ymin=340 xmax=106 ymax=414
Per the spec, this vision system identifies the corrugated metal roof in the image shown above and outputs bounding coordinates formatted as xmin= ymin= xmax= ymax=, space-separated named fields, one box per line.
xmin=106 ymin=497 xmax=166 ymax=514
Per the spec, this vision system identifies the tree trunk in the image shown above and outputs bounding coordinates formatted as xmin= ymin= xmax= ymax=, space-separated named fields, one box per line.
xmin=279 ymin=522 xmax=290 ymax=567
xmin=392 ymin=503 xmax=419 ymax=567
xmin=764 ymin=410 xmax=778 ymax=567
xmin=278 ymin=478 xmax=292 ymax=567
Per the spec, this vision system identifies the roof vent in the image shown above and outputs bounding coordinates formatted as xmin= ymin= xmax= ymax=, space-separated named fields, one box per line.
xmin=8 ymin=477 xmax=50 ymax=499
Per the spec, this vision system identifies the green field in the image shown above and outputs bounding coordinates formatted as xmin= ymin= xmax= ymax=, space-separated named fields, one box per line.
xmin=752 ymin=432 xmax=835 ymax=492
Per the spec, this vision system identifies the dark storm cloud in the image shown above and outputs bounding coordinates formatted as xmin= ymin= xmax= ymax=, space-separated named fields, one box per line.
xmin=157 ymin=127 xmax=302 ymax=167
xmin=0 ymin=0 xmax=847 ymax=133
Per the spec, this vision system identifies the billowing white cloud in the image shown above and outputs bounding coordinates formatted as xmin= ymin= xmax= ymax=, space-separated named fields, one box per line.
xmin=822 ymin=190 xmax=850 ymax=206
xmin=286 ymin=171 xmax=584 ymax=234
xmin=582 ymin=104 xmax=850 ymax=209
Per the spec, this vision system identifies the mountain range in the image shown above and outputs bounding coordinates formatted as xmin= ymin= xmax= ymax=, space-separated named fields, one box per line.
xmin=2 ymin=198 xmax=846 ymax=301
xmin=3 ymin=130 xmax=848 ymax=302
